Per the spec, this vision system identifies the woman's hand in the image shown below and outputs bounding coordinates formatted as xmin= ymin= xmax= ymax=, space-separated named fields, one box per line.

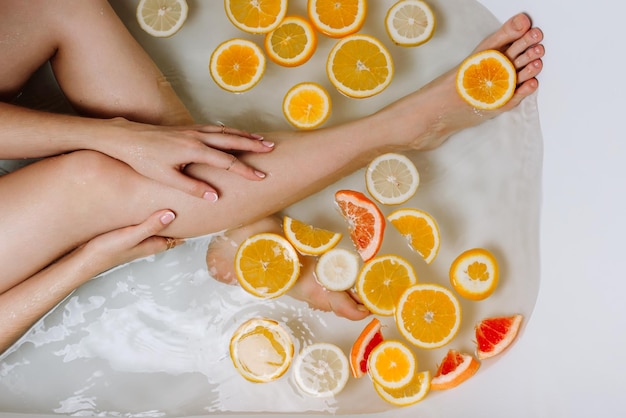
xmin=79 ymin=209 xmax=183 ymax=274
xmin=104 ymin=118 xmax=274 ymax=201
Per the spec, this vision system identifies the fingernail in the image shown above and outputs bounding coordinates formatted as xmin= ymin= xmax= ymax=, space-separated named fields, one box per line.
xmin=203 ymin=191 xmax=219 ymax=202
xmin=252 ymin=134 xmax=264 ymax=140
xmin=262 ymin=140 xmax=275 ymax=148
xmin=160 ymin=211 xmax=176 ymax=225
xmin=357 ymin=305 xmax=370 ymax=312
xmin=255 ymin=170 xmax=266 ymax=179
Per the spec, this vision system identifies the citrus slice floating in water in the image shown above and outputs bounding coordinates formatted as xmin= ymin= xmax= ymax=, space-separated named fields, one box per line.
xmin=373 ymin=370 xmax=430 ymax=406
xmin=308 ymin=0 xmax=367 ymax=38
xmin=385 ymin=0 xmax=436 ymax=47
xmin=293 ymin=342 xmax=350 ymax=397
xmin=387 ymin=208 xmax=440 ymax=264
xmin=283 ymin=215 xmax=342 ymax=255
xmin=366 ymin=153 xmax=420 ymax=205
xmin=368 ymin=340 xmax=417 ymax=390
xmin=450 ymin=247 xmax=499 ymax=300
xmin=475 ymin=314 xmax=523 ymax=360
xmin=314 ymin=248 xmax=360 ymax=291
xmin=430 ymin=349 xmax=480 ymax=390
xmin=349 ymin=317 xmax=384 ymax=378
xmin=282 ymin=82 xmax=332 ymax=130
xmin=209 ymin=38 xmax=266 ymax=93
xmin=224 ymin=0 xmax=288 ymax=34
xmin=136 ymin=0 xmax=188 ymax=38
xmin=265 ymin=16 xmax=317 ymax=67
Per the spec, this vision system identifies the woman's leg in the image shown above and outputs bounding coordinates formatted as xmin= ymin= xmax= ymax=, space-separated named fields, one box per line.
xmin=0 ymin=13 xmax=543 ymax=307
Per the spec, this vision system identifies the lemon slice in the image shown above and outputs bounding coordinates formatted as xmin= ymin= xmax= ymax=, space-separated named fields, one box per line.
xmin=136 ymin=0 xmax=188 ymax=38
xmin=229 ymin=317 xmax=294 ymax=383
xmin=314 ymin=248 xmax=361 ymax=291
xmin=293 ymin=343 xmax=350 ymax=397
xmin=366 ymin=153 xmax=420 ymax=205
xmin=385 ymin=0 xmax=436 ymax=47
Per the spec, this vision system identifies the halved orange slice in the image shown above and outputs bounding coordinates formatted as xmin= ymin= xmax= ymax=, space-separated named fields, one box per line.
xmin=387 ymin=208 xmax=440 ymax=264
xmin=368 ymin=340 xmax=417 ymax=390
xmin=334 ymin=189 xmax=385 ymax=262
xmin=282 ymin=215 xmax=342 ymax=255
xmin=282 ymin=82 xmax=332 ymax=130
xmin=373 ymin=370 xmax=430 ymax=406
xmin=456 ymin=49 xmax=517 ymax=110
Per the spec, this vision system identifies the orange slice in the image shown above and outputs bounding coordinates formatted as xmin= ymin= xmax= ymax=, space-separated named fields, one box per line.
xmin=387 ymin=208 xmax=440 ymax=264
xmin=265 ymin=16 xmax=317 ymax=67
xmin=234 ymin=232 xmax=300 ymax=298
xmin=209 ymin=38 xmax=266 ymax=93
xmin=307 ymin=0 xmax=367 ymax=38
xmin=430 ymin=349 xmax=480 ymax=390
xmin=355 ymin=254 xmax=418 ymax=316
xmin=136 ymin=0 xmax=188 ymax=38
xmin=456 ymin=49 xmax=517 ymax=110
xmin=293 ymin=343 xmax=350 ymax=397
xmin=475 ymin=314 xmax=523 ymax=360
xmin=229 ymin=317 xmax=294 ymax=382
xmin=326 ymin=34 xmax=394 ymax=99
xmin=349 ymin=317 xmax=384 ymax=378
xmin=282 ymin=82 xmax=332 ymax=130
xmin=365 ymin=153 xmax=420 ymax=205
xmin=373 ymin=370 xmax=430 ymax=406
xmin=282 ymin=215 xmax=342 ymax=255
xmin=368 ymin=340 xmax=417 ymax=390
xmin=224 ymin=0 xmax=288 ymax=34
xmin=384 ymin=0 xmax=436 ymax=47
xmin=314 ymin=248 xmax=360 ymax=291
xmin=395 ymin=283 xmax=461 ymax=349
xmin=334 ymin=190 xmax=385 ymax=262
xmin=450 ymin=248 xmax=499 ymax=300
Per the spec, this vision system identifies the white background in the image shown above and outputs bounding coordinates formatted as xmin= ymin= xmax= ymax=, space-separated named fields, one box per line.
xmin=465 ymin=0 xmax=626 ymax=417
xmin=1 ymin=1 xmax=622 ymax=417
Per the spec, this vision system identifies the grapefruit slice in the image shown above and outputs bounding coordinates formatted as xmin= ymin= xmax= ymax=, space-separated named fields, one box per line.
xmin=349 ymin=318 xmax=384 ymax=378
xmin=475 ymin=314 xmax=523 ymax=360
xmin=334 ymin=189 xmax=385 ymax=261
xmin=430 ymin=349 xmax=480 ymax=390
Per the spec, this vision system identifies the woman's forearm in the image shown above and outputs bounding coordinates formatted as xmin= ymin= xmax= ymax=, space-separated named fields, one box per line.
xmin=0 ymin=245 xmax=100 ymax=355
xmin=0 ymin=102 xmax=115 ymax=159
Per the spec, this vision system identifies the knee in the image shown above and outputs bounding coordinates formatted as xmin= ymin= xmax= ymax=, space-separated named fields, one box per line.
xmin=52 ymin=150 xmax=131 ymax=189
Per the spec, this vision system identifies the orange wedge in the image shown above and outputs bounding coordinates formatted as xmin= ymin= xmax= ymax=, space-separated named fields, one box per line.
xmin=334 ymin=190 xmax=385 ymax=262
xmin=349 ymin=317 xmax=384 ymax=378
xmin=456 ymin=49 xmax=517 ymax=110
xmin=387 ymin=208 xmax=440 ymax=264
xmin=282 ymin=215 xmax=342 ymax=255
xmin=326 ymin=34 xmax=394 ymax=99
xmin=475 ymin=314 xmax=523 ymax=360
xmin=373 ymin=370 xmax=430 ymax=406
xmin=307 ymin=0 xmax=367 ymax=38
xmin=430 ymin=349 xmax=480 ymax=390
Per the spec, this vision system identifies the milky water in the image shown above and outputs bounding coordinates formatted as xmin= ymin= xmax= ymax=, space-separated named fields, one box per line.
xmin=0 ymin=0 xmax=543 ymax=416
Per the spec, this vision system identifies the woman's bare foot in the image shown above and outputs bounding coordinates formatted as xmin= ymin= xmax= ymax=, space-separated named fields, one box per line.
xmin=382 ymin=13 xmax=544 ymax=151
xmin=206 ymin=216 xmax=371 ymax=321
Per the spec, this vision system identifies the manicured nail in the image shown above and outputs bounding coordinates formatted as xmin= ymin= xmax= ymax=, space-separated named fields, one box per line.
xmin=262 ymin=140 xmax=275 ymax=148
xmin=252 ymin=134 xmax=264 ymax=140
xmin=203 ymin=191 xmax=219 ymax=202
xmin=160 ymin=211 xmax=176 ymax=225
xmin=255 ymin=170 xmax=266 ymax=179
xmin=357 ymin=305 xmax=370 ymax=312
